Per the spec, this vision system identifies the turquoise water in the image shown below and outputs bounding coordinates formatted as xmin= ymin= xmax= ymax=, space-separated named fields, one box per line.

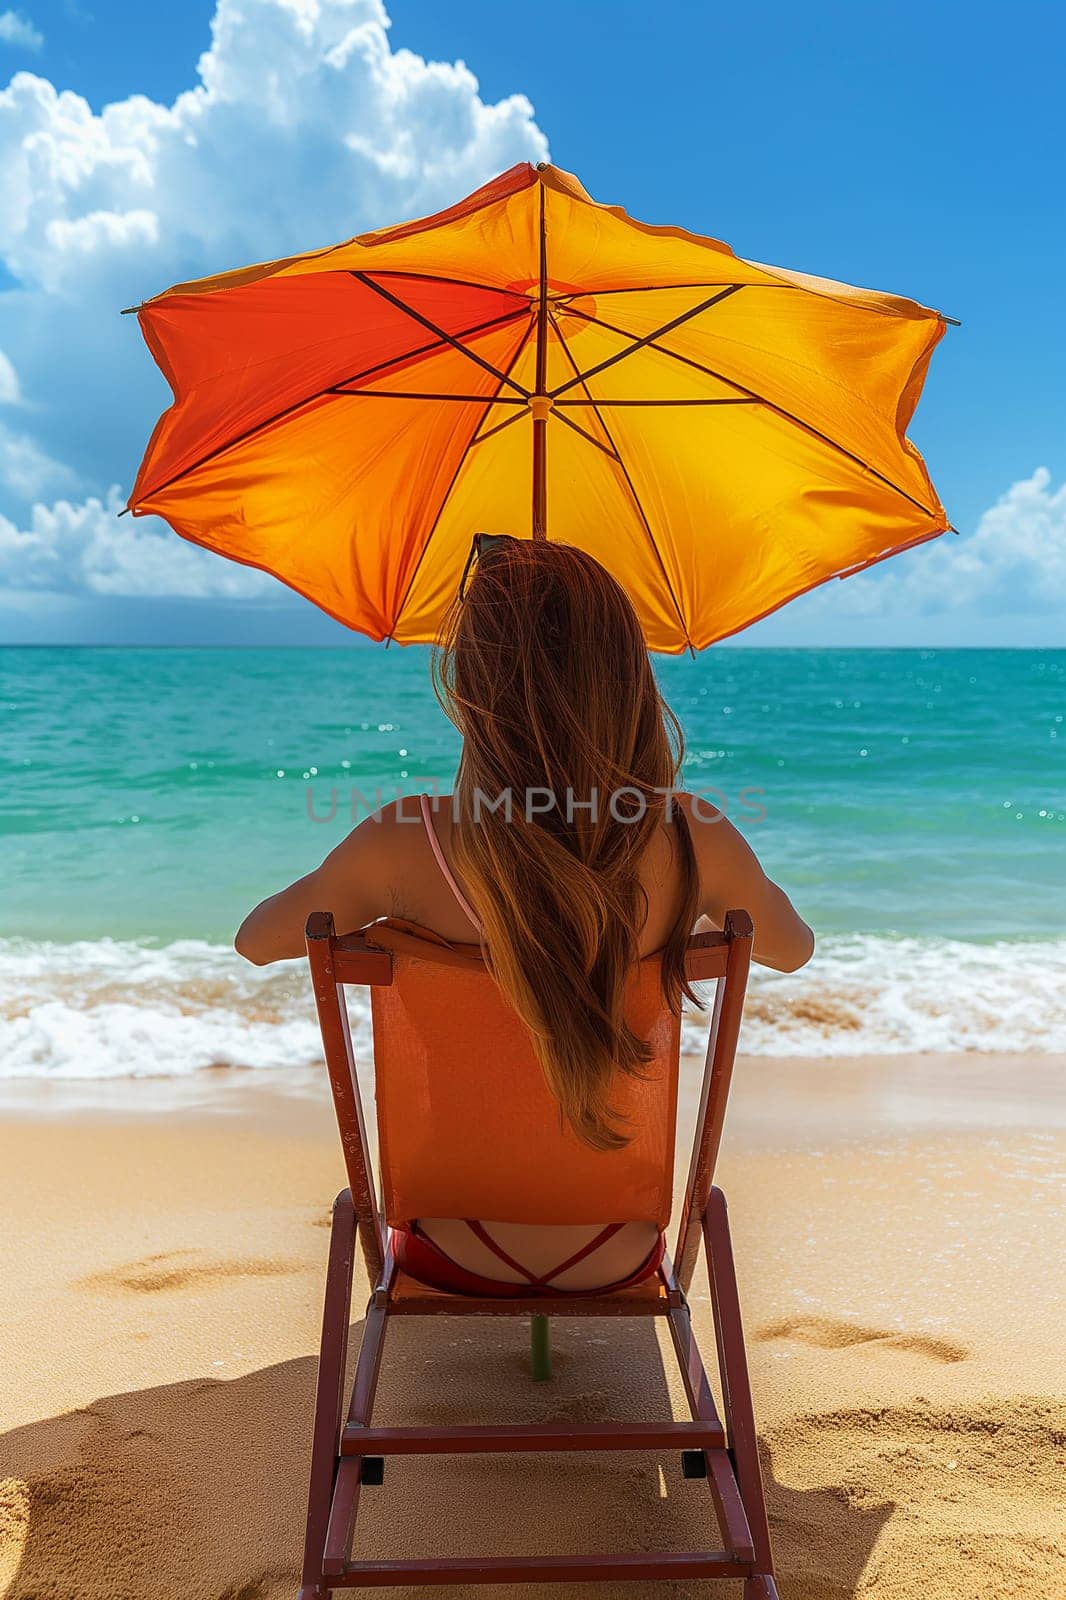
xmin=1 ymin=647 xmax=1063 ymax=1075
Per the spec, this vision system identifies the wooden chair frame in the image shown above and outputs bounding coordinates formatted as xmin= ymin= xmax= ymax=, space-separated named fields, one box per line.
xmin=298 ymin=908 xmax=778 ymax=1596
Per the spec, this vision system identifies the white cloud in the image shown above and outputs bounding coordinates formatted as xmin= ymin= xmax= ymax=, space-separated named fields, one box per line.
xmin=0 ymin=487 xmax=279 ymax=598
xmin=818 ymin=468 xmax=1066 ymax=620
xmin=0 ymin=11 xmax=42 ymax=51
xmin=0 ymin=0 xmax=547 ymax=592
xmin=0 ymin=0 xmax=547 ymax=295
xmin=0 ymin=419 xmax=78 ymax=498
xmin=0 ymin=348 xmax=19 ymax=401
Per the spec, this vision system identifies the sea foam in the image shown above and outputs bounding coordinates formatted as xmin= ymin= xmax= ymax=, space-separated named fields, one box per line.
xmin=0 ymin=933 xmax=1063 ymax=1081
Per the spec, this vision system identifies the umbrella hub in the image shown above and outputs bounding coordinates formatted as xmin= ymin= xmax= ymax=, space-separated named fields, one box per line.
xmin=528 ymin=395 xmax=553 ymax=422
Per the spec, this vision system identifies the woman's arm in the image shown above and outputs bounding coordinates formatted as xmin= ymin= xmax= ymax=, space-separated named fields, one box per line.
xmin=234 ymin=804 xmax=405 ymax=965
xmin=681 ymin=794 xmax=814 ymax=973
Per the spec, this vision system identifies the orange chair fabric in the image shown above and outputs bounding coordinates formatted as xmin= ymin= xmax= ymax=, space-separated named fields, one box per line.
xmin=364 ymin=922 xmax=679 ymax=1227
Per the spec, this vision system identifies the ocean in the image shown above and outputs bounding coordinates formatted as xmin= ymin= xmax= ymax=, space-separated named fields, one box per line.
xmin=1 ymin=646 xmax=1063 ymax=1080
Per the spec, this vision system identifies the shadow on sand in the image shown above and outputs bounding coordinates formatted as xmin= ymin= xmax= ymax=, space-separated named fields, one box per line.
xmin=0 ymin=1317 xmax=891 ymax=1600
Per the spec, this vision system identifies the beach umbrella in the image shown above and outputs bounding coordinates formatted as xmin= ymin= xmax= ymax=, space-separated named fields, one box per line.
xmin=127 ymin=162 xmax=953 ymax=653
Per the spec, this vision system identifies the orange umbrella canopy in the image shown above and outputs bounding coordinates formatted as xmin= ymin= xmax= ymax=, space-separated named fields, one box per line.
xmin=129 ymin=162 xmax=952 ymax=652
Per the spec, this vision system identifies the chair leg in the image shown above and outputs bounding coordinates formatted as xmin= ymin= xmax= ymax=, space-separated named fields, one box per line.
xmin=299 ymin=1189 xmax=357 ymax=1597
xmin=530 ymin=1313 xmax=552 ymax=1380
xmin=744 ymin=1578 xmax=780 ymax=1599
xmin=703 ymin=1186 xmax=776 ymax=1587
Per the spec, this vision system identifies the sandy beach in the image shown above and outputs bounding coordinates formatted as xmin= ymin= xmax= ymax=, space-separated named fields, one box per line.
xmin=1 ymin=1053 xmax=1063 ymax=1599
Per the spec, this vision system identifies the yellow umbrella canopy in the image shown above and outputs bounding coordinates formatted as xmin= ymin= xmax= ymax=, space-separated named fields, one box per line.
xmin=129 ymin=162 xmax=952 ymax=652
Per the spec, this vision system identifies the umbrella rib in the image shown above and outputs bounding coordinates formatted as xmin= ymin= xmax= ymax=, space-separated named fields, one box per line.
xmin=389 ymin=318 xmax=536 ymax=636
xmin=555 ymin=281 xmax=960 ymax=325
xmin=548 ymin=285 xmax=743 ymax=400
xmin=554 ymin=282 xmax=789 ymax=302
xmin=329 ymin=390 xmax=526 ymax=402
xmin=356 ymin=269 xmax=532 ymax=301
xmin=328 ymin=304 xmax=531 ymax=392
xmin=469 ymin=406 xmax=529 ymax=447
xmin=549 ymin=311 xmax=693 ymax=651
xmin=349 ymin=268 xmax=596 ymax=311
xmin=129 ymin=306 xmax=530 ymax=508
xmin=551 ymin=406 xmax=621 ymax=459
xmin=554 ymin=397 xmax=759 ymax=407
xmin=561 ymin=302 xmax=943 ymax=520
xmin=351 ymin=272 xmax=531 ymax=398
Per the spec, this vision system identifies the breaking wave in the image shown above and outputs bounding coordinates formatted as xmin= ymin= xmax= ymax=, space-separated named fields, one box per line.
xmin=0 ymin=932 xmax=1063 ymax=1082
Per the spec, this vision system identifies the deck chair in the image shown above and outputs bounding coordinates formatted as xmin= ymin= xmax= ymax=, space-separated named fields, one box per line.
xmin=298 ymin=908 xmax=778 ymax=1596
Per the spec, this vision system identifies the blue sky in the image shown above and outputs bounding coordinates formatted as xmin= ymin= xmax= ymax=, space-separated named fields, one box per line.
xmin=0 ymin=0 xmax=1063 ymax=645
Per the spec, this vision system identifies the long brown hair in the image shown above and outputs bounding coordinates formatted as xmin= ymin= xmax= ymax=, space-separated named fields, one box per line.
xmin=433 ymin=535 xmax=700 ymax=1151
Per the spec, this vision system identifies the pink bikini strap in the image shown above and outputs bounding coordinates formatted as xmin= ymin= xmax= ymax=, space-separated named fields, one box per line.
xmin=464 ymin=1219 xmax=539 ymax=1284
xmin=464 ymin=1219 xmax=626 ymax=1288
xmin=419 ymin=793 xmax=482 ymax=935
xmin=537 ymin=1223 xmax=626 ymax=1284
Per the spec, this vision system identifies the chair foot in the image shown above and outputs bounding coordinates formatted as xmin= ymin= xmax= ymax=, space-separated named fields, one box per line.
xmin=530 ymin=1313 xmax=552 ymax=1381
xmin=744 ymin=1577 xmax=779 ymax=1599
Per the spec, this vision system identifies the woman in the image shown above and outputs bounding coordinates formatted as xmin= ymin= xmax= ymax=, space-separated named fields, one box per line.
xmin=236 ymin=536 xmax=813 ymax=1295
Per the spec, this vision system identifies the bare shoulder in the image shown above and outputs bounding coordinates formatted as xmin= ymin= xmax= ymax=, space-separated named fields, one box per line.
xmin=321 ymin=794 xmax=434 ymax=875
xmin=670 ymin=792 xmax=814 ymax=970
xmin=670 ymin=789 xmax=751 ymax=866
xmin=668 ymin=788 xmax=771 ymax=909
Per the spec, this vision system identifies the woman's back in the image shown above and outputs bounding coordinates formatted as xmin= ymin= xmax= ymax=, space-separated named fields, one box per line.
xmin=390 ymin=790 xmax=689 ymax=959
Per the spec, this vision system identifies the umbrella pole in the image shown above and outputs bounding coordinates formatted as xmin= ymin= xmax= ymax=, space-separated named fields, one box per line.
xmin=532 ymin=174 xmax=549 ymax=540
xmin=532 ymin=408 xmax=548 ymax=538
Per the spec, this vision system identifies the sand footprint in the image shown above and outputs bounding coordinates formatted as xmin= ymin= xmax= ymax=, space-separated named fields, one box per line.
xmin=756 ymin=1313 xmax=967 ymax=1364
xmin=79 ymin=1248 xmax=304 ymax=1295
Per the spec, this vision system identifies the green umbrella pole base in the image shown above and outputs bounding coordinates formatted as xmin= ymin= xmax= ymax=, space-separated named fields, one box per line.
xmin=530 ymin=1314 xmax=552 ymax=1381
